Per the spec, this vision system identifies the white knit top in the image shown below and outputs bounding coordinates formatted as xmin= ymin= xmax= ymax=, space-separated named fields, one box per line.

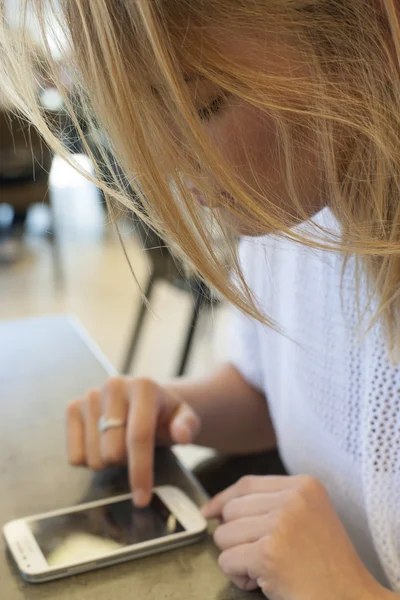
xmin=229 ymin=208 xmax=400 ymax=591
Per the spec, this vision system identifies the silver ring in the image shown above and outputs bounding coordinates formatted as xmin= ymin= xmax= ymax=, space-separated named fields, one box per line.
xmin=98 ymin=416 xmax=126 ymax=434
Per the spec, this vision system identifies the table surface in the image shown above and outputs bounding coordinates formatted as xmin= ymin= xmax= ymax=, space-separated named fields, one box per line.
xmin=0 ymin=314 xmax=264 ymax=600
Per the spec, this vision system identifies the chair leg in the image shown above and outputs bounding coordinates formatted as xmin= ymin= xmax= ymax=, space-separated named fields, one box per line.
xmin=122 ymin=273 xmax=155 ymax=374
xmin=176 ymin=284 xmax=205 ymax=377
xmin=48 ymin=201 xmax=65 ymax=292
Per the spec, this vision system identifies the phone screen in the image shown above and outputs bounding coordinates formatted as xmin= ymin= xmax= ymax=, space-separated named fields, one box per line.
xmin=29 ymin=495 xmax=185 ymax=566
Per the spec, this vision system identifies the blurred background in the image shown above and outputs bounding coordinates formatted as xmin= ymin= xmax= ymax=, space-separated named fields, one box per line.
xmin=0 ymin=0 xmax=231 ymax=468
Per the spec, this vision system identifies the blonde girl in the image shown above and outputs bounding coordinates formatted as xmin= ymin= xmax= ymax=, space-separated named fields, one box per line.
xmin=1 ymin=1 xmax=399 ymax=598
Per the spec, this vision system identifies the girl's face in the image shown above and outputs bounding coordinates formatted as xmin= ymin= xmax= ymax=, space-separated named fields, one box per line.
xmin=185 ymin=37 xmax=328 ymax=235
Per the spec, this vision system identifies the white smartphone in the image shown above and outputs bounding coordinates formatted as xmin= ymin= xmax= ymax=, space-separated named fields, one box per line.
xmin=3 ymin=486 xmax=207 ymax=583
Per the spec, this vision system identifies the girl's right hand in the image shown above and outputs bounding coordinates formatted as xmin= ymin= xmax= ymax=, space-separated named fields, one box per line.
xmin=66 ymin=377 xmax=202 ymax=507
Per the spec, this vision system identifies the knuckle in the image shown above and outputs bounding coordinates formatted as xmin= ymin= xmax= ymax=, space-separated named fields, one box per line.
xmin=296 ymin=475 xmax=325 ymax=498
xmin=222 ymin=502 xmax=234 ymax=523
xmin=213 ymin=526 xmax=224 ymax=549
xmin=68 ymin=454 xmax=85 ymax=467
xmin=288 ymin=491 xmax=307 ymax=515
xmin=126 ymin=426 xmax=151 ymax=448
xmin=103 ymin=376 xmax=124 ymax=395
xmin=66 ymin=398 xmax=80 ymax=420
xmin=217 ymin=551 xmax=228 ymax=573
xmin=238 ymin=475 xmax=255 ymax=494
xmin=132 ymin=377 xmax=154 ymax=391
xmin=276 ymin=511 xmax=292 ymax=538
xmin=233 ymin=578 xmax=249 ymax=591
xmin=85 ymin=389 xmax=100 ymax=412
xmin=259 ymin=535 xmax=279 ymax=564
xmin=88 ymin=458 xmax=103 ymax=472
xmin=102 ymin=446 xmax=124 ymax=465
xmin=266 ymin=511 xmax=284 ymax=535
xmin=128 ymin=377 xmax=158 ymax=406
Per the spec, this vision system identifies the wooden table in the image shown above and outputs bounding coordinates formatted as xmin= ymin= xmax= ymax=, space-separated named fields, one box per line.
xmin=0 ymin=315 xmax=264 ymax=599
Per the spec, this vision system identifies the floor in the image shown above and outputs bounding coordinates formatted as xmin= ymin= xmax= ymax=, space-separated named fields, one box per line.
xmin=0 ymin=155 xmax=230 ymax=468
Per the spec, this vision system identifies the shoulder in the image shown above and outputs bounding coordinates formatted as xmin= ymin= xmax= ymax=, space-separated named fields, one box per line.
xmin=238 ymin=207 xmax=341 ymax=278
xmin=237 ymin=208 xmax=347 ymax=318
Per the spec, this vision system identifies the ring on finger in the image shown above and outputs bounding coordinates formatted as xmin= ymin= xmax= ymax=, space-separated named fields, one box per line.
xmin=98 ymin=416 xmax=126 ymax=434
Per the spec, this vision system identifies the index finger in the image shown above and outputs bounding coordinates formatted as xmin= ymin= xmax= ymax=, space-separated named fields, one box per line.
xmin=201 ymin=475 xmax=294 ymax=519
xmin=126 ymin=378 xmax=160 ymax=507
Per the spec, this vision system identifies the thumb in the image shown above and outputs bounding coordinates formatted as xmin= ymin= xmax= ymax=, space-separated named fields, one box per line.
xmin=169 ymin=403 xmax=201 ymax=445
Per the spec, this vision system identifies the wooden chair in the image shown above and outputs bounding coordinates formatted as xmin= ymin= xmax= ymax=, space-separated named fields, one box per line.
xmin=85 ymin=127 xmax=222 ymax=377
xmin=121 ymin=216 xmax=218 ymax=376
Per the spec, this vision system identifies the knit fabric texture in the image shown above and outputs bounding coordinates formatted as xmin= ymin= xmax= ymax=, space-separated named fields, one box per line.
xmin=230 ymin=208 xmax=400 ymax=590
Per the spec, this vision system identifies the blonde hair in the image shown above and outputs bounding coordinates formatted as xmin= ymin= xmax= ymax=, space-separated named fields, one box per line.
xmin=1 ymin=0 xmax=399 ymax=353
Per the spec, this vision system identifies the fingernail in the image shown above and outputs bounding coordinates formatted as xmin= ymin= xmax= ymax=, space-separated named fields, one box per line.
xmin=173 ymin=416 xmax=193 ymax=443
xmin=175 ymin=414 xmax=190 ymax=429
xmin=179 ymin=424 xmax=192 ymax=443
xmin=200 ymin=503 xmax=211 ymax=518
xmin=133 ymin=489 xmax=149 ymax=507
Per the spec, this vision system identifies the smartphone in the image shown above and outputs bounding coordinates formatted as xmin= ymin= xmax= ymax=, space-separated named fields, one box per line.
xmin=3 ymin=486 xmax=207 ymax=583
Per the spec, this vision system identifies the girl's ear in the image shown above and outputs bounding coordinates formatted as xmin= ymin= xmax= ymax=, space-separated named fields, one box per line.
xmin=377 ymin=0 xmax=400 ymax=69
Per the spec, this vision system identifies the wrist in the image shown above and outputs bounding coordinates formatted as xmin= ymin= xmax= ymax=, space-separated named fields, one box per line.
xmin=345 ymin=553 xmax=397 ymax=600
xmin=373 ymin=587 xmax=400 ymax=600
xmin=319 ymin=570 xmax=395 ymax=600
xmin=358 ymin=579 xmax=398 ymax=600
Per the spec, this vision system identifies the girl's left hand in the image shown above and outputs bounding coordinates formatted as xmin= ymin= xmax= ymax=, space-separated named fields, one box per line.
xmin=201 ymin=475 xmax=383 ymax=600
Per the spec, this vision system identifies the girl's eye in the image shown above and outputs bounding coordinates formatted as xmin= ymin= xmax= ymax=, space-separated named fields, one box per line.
xmin=198 ymin=95 xmax=227 ymax=121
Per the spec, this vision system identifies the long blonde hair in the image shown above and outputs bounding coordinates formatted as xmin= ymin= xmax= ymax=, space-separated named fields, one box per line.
xmin=1 ymin=0 xmax=399 ymax=353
